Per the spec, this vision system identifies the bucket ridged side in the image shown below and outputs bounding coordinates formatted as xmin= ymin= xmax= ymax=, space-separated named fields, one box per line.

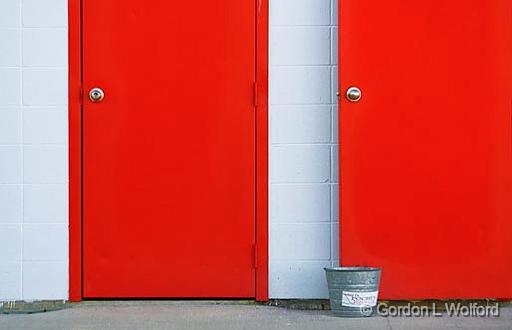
xmin=325 ymin=267 xmax=381 ymax=317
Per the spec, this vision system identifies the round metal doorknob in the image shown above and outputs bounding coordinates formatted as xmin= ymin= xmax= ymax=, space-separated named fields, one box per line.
xmin=346 ymin=86 xmax=362 ymax=102
xmin=89 ymin=88 xmax=105 ymax=103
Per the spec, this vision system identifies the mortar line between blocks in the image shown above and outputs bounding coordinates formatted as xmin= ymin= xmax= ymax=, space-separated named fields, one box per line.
xmin=19 ymin=0 xmax=24 ymax=300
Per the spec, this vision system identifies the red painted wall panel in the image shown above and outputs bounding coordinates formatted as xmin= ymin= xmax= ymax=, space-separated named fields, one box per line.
xmin=340 ymin=0 xmax=512 ymax=299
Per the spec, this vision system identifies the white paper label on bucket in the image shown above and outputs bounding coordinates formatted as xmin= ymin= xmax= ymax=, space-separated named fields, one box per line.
xmin=341 ymin=291 xmax=379 ymax=307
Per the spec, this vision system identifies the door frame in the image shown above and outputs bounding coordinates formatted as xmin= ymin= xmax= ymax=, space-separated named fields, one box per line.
xmin=68 ymin=0 xmax=269 ymax=301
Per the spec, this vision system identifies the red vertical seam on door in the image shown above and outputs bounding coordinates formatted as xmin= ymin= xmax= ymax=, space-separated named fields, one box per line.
xmin=255 ymin=0 xmax=269 ymax=302
xmin=68 ymin=0 xmax=82 ymax=302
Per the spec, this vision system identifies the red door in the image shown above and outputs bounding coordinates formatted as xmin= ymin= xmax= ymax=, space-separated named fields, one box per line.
xmin=82 ymin=1 xmax=256 ymax=297
xmin=340 ymin=0 xmax=512 ymax=298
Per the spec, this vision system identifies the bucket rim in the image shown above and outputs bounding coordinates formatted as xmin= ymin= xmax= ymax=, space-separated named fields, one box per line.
xmin=324 ymin=267 xmax=381 ymax=272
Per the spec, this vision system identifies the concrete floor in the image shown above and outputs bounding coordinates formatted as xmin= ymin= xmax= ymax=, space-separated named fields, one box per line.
xmin=1 ymin=301 xmax=512 ymax=330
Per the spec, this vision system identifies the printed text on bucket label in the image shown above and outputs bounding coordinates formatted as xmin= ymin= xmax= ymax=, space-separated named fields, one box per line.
xmin=341 ymin=291 xmax=379 ymax=307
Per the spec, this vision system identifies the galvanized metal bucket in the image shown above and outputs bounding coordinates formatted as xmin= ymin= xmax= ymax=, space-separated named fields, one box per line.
xmin=324 ymin=267 xmax=382 ymax=317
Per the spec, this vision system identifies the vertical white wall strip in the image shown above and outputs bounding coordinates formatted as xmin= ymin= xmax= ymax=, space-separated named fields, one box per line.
xmin=269 ymin=0 xmax=339 ymax=298
xmin=0 ymin=0 xmax=68 ymax=300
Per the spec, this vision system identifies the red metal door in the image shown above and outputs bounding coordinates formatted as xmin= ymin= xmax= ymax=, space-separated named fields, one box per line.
xmin=82 ymin=1 xmax=256 ymax=297
xmin=340 ymin=0 xmax=512 ymax=298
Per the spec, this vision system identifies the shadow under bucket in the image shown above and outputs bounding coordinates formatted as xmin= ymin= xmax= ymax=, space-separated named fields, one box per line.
xmin=324 ymin=267 xmax=382 ymax=317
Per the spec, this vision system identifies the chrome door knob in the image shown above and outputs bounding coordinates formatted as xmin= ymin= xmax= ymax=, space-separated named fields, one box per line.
xmin=89 ymin=88 xmax=105 ymax=103
xmin=346 ymin=86 xmax=362 ymax=102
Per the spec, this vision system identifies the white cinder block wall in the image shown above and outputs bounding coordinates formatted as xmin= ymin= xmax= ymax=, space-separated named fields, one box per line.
xmin=0 ymin=0 xmax=338 ymax=300
xmin=269 ymin=0 xmax=339 ymax=298
xmin=0 ymin=0 xmax=68 ymax=300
